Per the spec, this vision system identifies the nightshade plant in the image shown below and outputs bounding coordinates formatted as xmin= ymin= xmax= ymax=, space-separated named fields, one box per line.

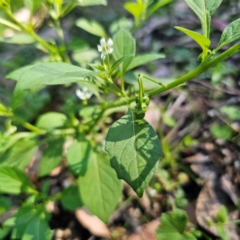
xmin=0 ymin=0 xmax=240 ymax=239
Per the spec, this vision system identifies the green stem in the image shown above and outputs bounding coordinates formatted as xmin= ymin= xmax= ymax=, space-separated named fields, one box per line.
xmin=106 ymin=40 xmax=240 ymax=109
xmin=0 ymin=17 xmax=21 ymax=31
xmin=137 ymin=75 xmax=144 ymax=110
xmin=13 ymin=116 xmax=46 ymax=134
xmin=53 ymin=18 xmax=71 ymax=63
xmin=4 ymin=9 xmax=61 ymax=60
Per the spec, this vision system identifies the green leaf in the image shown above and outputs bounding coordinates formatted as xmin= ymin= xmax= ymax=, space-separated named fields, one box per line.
xmin=78 ymin=151 xmax=122 ymax=223
xmin=22 ymin=217 xmax=51 ymax=240
xmin=0 ymin=132 xmax=31 ymax=153
xmin=76 ymin=18 xmax=107 ymax=38
xmin=220 ymin=106 xmax=240 ymax=120
xmin=66 ymin=137 xmax=92 ymax=176
xmin=36 ymin=112 xmax=67 ymax=131
xmin=175 ymin=26 xmax=210 ymax=60
xmin=7 ymin=62 xmax=96 ymax=92
xmin=147 ymin=0 xmax=172 ymax=16
xmin=39 ymin=138 xmax=64 ymax=177
xmin=210 ymin=124 xmax=233 ymax=140
xmin=0 ymin=196 xmax=12 ymax=214
xmin=216 ymin=206 xmax=228 ymax=224
xmin=124 ymin=1 xmax=145 ymax=26
xmin=112 ymin=29 xmax=136 ymax=74
xmin=75 ymin=0 xmax=107 ymax=6
xmin=105 ymin=109 xmax=163 ymax=197
xmin=60 ymin=185 xmax=83 ymax=211
xmin=156 ymin=209 xmax=197 ymax=240
xmin=127 ymin=53 xmax=165 ymax=71
xmin=184 ymin=0 xmax=222 ymax=37
xmin=0 ymin=166 xmax=37 ymax=194
xmin=217 ymin=19 xmax=240 ymax=50
xmin=110 ymin=54 xmax=134 ymax=75
xmin=0 ymin=34 xmax=35 ymax=45
xmin=0 ymin=102 xmax=13 ymax=116
xmin=0 ymin=139 xmax=38 ymax=169
xmin=5 ymin=206 xmax=51 ymax=240
xmin=24 ymin=0 xmax=43 ymax=15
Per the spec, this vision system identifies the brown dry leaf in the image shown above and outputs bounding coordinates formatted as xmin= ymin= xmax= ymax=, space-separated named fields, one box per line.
xmin=75 ymin=207 xmax=111 ymax=239
xmin=127 ymin=219 xmax=159 ymax=240
xmin=221 ymin=174 xmax=240 ymax=206
xmin=184 ymin=153 xmax=210 ymax=164
xmin=196 ymin=179 xmax=239 ymax=239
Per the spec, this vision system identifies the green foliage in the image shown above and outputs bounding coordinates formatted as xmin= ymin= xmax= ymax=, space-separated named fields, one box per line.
xmin=105 ymin=109 xmax=163 ymax=197
xmin=39 ymin=138 xmax=64 ymax=177
xmin=78 ymin=151 xmax=122 ymax=223
xmin=75 ymin=0 xmax=107 ymax=7
xmin=36 ymin=112 xmax=67 ymax=131
xmin=113 ymin=29 xmax=136 ymax=74
xmin=127 ymin=53 xmax=165 ymax=71
xmin=156 ymin=208 xmax=197 ymax=240
xmin=0 ymin=139 xmax=38 ymax=169
xmin=7 ymin=62 xmax=96 ymax=92
xmin=60 ymin=185 xmax=83 ymax=211
xmin=0 ymin=0 xmax=240 ymax=238
xmin=175 ymin=26 xmax=210 ymax=61
xmin=76 ymin=18 xmax=107 ymax=38
xmin=24 ymin=0 xmax=43 ymax=15
xmin=0 ymin=166 xmax=37 ymax=194
xmin=210 ymin=123 xmax=233 ymax=140
xmin=216 ymin=206 xmax=228 ymax=224
xmin=220 ymin=106 xmax=240 ymax=120
xmin=184 ymin=0 xmax=222 ymax=38
xmin=4 ymin=206 xmax=52 ymax=240
xmin=66 ymin=137 xmax=92 ymax=176
xmin=217 ymin=19 xmax=240 ymax=51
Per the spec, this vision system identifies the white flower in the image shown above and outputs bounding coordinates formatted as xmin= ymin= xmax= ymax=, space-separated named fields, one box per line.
xmin=97 ymin=38 xmax=113 ymax=59
xmin=76 ymin=87 xmax=92 ymax=100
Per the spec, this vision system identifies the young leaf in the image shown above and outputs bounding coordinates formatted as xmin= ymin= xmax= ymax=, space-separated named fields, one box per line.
xmin=78 ymin=152 xmax=122 ymax=223
xmin=184 ymin=0 xmax=222 ymax=37
xmin=75 ymin=0 xmax=107 ymax=6
xmin=66 ymin=137 xmax=92 ymax=176
xmin=0 ymin=166 xmax=37 ymax=195
xmin=110 ymin=54 xmax=134 ymax=75
xmin=0 ymin=102 xmax=13 ymax=116
xmin=210 ymin=124 xmax=233 ymax=140
xmin=156 ymin=209 xmax=197 ymax=240
xmin=216 ymin=206 xmax=228 ymax=224
xmin=39 ymin=138 xmax=64 ymax=177
xmin=216 ymin=19 xmax=240 ymax=50
xmin=36 ymin=112 xmax=67 ymax=131
xmin=60 ymin=185 xmax=83 ymax=211
xmin=175 ymin=26 xmax=210 ymax=60
xmin=76 ymin=18 xmax=107 ymax=38
xmin=127 ymin=53 xmax=165 ymax=71
xmin=113 ymin=29 xmax=136 ymax=73
xmin=124 ymin=1 xmax=145 ymax=26
xmin=7 ymin=62 xmax=96 ymax=92
xmin=0 ymin=139 xmax=38 ymax=169
xmin=220 ymin=105 xmax=240 ymax=120
xmin=105 ymin=109 xmax=163 ymax=197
